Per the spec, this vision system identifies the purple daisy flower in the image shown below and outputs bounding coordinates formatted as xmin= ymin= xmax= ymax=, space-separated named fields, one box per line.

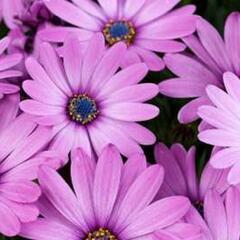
xmin=0 ymin=36 xmax=22 ymax=96
xmin=20 ymin=144 xmax=193 ymax=240
xmin=39 ymin=0 xmax=197 ymax=71
xmin=154 ymin=143 xmax=229 ymax=210
xmin=0 ymin=113 xmax=59 ymax=237
xmin=198 ymin=72 xmax=240 ymax=185
xmin=2 ymin=0 xmax=55 ymax=76
xmin=159 ymin=12 xmax=240 ymax=124
xmin=20 ymin=34 xmax=159 ymax=161
xmin=185 ymin=187 xmax=240 ymax=240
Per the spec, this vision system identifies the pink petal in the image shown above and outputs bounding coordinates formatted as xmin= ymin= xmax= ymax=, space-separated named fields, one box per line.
xmin=0 ymin=37 xmax=10 ymax=55
xmin=20 ymin=100 xmax=64 ymax=116
xmin=23 ymin=80 xmax=66 ymax=106
xmin=71 ymin=148 xmax=96 ymax=227
xmin=225 ymin=12 xmax=240 ymax=75
xmin=72 ymin=0 xmax=106 ymax=21
xmin=0 ymin=201 xmax=20 ymax=237
xmin=44 ymin=0 xmax=101 ymax=30
xmin=134 ymin=0 xmax=180 ymax=26
xmin=198 ymin=129 xmax=240 ymax=147
xmin=178 ymin=96 xmax=210 ymax=124
xmin=0 ymin=54 xmax=22 ymax=71
xmin=40 ymin=43 xmax=72 ymax=96
xmin=159 ymin=78 xmax=207 ymax=98
xmin=228 ymin=161 xmax=240 ymax=185
xmin=204 ymin=190 xmax=227 ymax=239
xmin=25 ymin=57 xmax=67 ymax=98
xmin=93 ymin=117 xmax=143 ymax=158
xmin=225 ymin=187 xmax=240 ymax=239
xmin=135 ymin=39 xmax=186 ymax=53
xmin=93 ymin=145 xmax=122 ymax=226
xmin=97 ymin=63 xmax=148 ymax=98
xmin=115 ymin=165 xmax=164 ymax=231
xmin=0 ymin=181 xmax=41 ymax=203
xmin=90 ymin=42 xmax=127 ymax=93
xmin=210 ymin=147 xmax=240 ymax=169
xmin=133 ymin=47 xmax=165 ymax=71
xmin=163 ymin=53 xmax=218 ymax=84
xmin=102 ymin=103 xmax=159 ymax=122
xmin=81 ymin=33 xmax=105 ymax=92
xmin=121 ymin=196 xmax=191 ymax=238
xmin=20 ymin=219 xmax=79 ymax=240
xmin=63 ymin=36 xmax=83 ymax=92
xmin=139 ymin=15 xmax=196 ymax=40
xmin=123 ymin=0 xmax=146 ymax=19
xmin=197 ymin=17 xmax=233 ymax=71
xmin=104 ymin=83 xmax=159 ymax=103
xmin=38 ymin=166 xmax=88 ymax=230
xmin=97 ymin=0 xmax=118 ymax=19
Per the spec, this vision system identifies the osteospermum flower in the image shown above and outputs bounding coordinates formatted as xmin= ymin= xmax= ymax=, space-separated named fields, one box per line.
xmin=39 ymin=0 xmax=197 ymax=71
xmin=20 ymin=34 xmax=159 ymax=161
xmin=2 ymin=0 xmax=55 ymax=75
xmin=159 ymin=12 xmax=240 ymax=124
xmin=0 ymin=36 xmax=22 ymax=96
xmin=185 ymin=187 xmax=240 ymax=240
xmin=0 ymin=113 xmax=58 ymax=237
xmin=20 ymin=145 xmax=193 ymax=240
xmin=154 ymin=143 xmax=229 ymax=211
xmin=198 ymin=72 xmax=240 ymax=185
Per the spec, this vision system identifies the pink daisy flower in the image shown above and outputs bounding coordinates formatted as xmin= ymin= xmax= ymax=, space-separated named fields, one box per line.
xmin=154 ymin=143 xmax=229 ymax=209
xmin=39 ymin=0 xmax=197 ymax=71
xmin=0 ymin=36 xmax=22 ymax=97
xmin=0 ymin=113 xmax=59 ymax=237
xmin=198 ymin=72 xmax=240 ymax=185
xmin=20 ymin=34 xmax=159 ymax=161
xmin=2 ymin=0 xmax=54 ymax=76
xmin=185 ymin=187 xmax=240 ymax=240
xmin=20 ymin=145 xmax=194 ymax=240
xmin=159 ymin=12 xmax=240 ymax=124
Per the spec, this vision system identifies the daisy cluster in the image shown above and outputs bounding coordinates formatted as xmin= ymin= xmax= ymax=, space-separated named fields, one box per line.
xmin=0 ymin=0 xmax=239 ymax=240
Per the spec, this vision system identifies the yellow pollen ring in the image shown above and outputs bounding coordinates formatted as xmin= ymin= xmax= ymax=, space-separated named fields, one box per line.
xmin=85 ymin=228 xmax=117 ymax=240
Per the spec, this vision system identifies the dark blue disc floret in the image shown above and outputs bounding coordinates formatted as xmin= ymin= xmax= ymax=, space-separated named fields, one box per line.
xmin=103 ymin=20 xmax=136 ymax=46
xmin=109 ymin=22 xmax=130 ymax=38
xmin=68 ymin=94 xmax=99 ymax=125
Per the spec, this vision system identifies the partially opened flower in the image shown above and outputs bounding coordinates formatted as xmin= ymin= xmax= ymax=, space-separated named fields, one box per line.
xmin=0 ymin=36 xmax=22 ymax=97
xmin=20 ymin=145 xmax=193 ymax=240
xmin=39 ymin=0 xmax=197 ymax=71
xmin=20 ymin=34 xmax=159 ymax=162
xmin=154 ymin=143 xmax=229 ymax=209
xmin=185 ymin=187 xmax=240 ymax=240
xmin=198 ymin=72 xmax=240 ymax=185
xmin=159 ymin=12 xmax=240 ymax=124
xmin=0 ymin=113 xmax=58 ymax=237
xmin=2 ymin=0 xmax=55 ymax=75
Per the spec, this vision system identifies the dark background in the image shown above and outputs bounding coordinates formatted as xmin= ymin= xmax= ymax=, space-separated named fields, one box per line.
xmin=1 ymin=0 xmax=240 ymax=239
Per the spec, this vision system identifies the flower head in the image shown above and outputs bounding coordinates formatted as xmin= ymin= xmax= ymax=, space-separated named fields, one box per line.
xmin=154 ymin=143 xmax=229 ymax=209
xmin=159 ymin=12 xmax=240 ymax=124
xmin=20 ymin=34 xmax=159 ymax=162
xmin=39 ymin=0 xmax=197 ymax=71
xmin=198 ymin=72 xmax=240 ymax=185
xmin=20 ymin=145 xmax=192 ymax=240
xmin=0 ymin=113 xmax=59 ymax=237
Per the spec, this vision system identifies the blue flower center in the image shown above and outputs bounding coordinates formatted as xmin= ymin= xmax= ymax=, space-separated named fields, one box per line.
xmin=109 ymin=22 xmax=130 ymax=38
xmin=68 ymin=94 xmax=99 ymax=125
xmin=103 ymin=20 xmax=136 ymax=46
